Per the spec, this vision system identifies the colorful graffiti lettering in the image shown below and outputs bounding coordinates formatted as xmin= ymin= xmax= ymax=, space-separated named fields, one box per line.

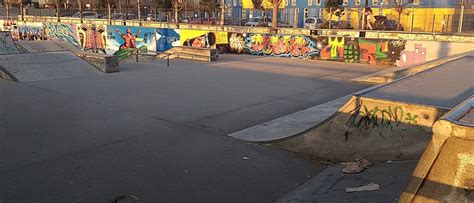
xmin=229 ymin=33 xmax=245 ymax=54
xmin=320 ymin=37 xmax=345 ymax=60
xmin=400 ymin=44 xmax=426 ymax=66
xmin=44 ymin=23 xmax=80 ymax=47
xmin=12 ymin=22 xmax=47 ymax=41
xmin=245 ymin=34 xmax=318 ymax=59
xmin=77 ymin=24 xmax=107 ymax=54
xmin=359 ymin=39 xmax=405 ymax=65
xmin=344 ymin=104 xmax=419 ymax=140
xmin=156 ymin=28 xmax=180 ymax=52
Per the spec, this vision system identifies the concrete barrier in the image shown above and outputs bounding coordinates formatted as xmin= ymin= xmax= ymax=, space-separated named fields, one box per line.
xmin=399 ymin=96 xmax=474 ymax=203
xmin=76 ymin=52 xmax=119 ymax=73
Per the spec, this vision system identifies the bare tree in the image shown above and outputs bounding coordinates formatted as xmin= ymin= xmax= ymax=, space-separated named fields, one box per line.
xmin=392 ymin=0 xmax=410 ymax=31
xmin=270 ymin=0 xmax=282 ymax=30
xmin=172 ymin=0 xmax=183 ymax=23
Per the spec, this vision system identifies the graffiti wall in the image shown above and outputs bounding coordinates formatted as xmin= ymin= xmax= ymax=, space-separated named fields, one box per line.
xmin=44 ymin=23 xmax=80 ymax=47
xmin=12 ymin=22 xmax=47 ymax=41
xmin=106 ymin=25 xmax=156 ymax=59
xmin=31 ymin=21 xmax=471 ymax=66
xmin=156 ymin=28 xmax=180 ymax=52
xmin=77 ymin=24 xmax=107 ymax=54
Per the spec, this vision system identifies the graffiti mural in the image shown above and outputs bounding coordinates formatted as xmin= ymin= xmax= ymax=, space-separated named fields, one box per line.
xmin=229 ymin=33 xmax=246 ymax=54
xmin=358 ymin=39 xmax=405 ymax=65
xmin=12 ymin=22 xmax=47 ymax=41
xmin=44 ymin=23 xmax=80 ymax=47
xmin=245 ymin=33 xmax=319 ymax=59
xmin=1 ymin=19 xmax=17 ymax=32
xmin=106 ymin=25 xmax=156 ymax=59
xmin=399 ymin=43 xmax=426 ymax=66
xmin=77 ymin=24 xmax=107 ymax=53
xmin=320 ymin=37 xmax=345 ymax=60
xmin=180 ymin=30 xmax=227 ymax=48
xmin=181 ymin=30 xmax=216 ymax=48
xmin=156 ymin=28 xmax=180 ymax=52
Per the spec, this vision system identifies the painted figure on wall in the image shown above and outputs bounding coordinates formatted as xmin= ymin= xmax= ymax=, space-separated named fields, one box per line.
xmin=180 ymin=30 xmax=227 ymax=48
xmin=183 ymin=32 xmax=216 ymax=48
xmin=116 ymin=28 xmax=141 ymax=49
xmin=77 ymin=24 xmax=107 ymax=54
xmin=106 ymin=26 xmax=155 ymax=60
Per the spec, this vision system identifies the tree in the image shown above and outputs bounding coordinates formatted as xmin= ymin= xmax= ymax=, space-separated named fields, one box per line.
xmin=199 ymin=0 xmax=220 ymax=19
xmin=171 ymin=0 xmax=183 ymax=23
xmin=270 ymin=0 xmax=282 ymax=30
xmin=251 ymin=0 xmax=263 ymax=11
xmin=392 ymin=0 xmax=410 ymax=31
xmin=325 ymin=0 xmax=344 ymax=28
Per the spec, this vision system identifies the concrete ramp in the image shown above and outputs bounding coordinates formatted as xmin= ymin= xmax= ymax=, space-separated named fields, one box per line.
xmin=0 ymin=51 xmax=101 ymax=82
xmin=16 ymin=40 xmax=65 ymax=53
xmin=400 ymin=96 xmax=473 ymax=202
xmin=0 ymin=31 xmax=20 ymax=55
xmin=229 ymin=55 xmax=474 ymax=161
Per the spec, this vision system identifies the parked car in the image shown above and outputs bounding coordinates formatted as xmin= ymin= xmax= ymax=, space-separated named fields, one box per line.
xmin=71 ymin=11 xmax=99 ymax=19
xmin=373 ymin=16 xmax=404 ymax=31
xmin=319 ymin=20 xmax=353 ymax=29
xmin=244 ymin=17 xmax=272 ymax=27
xmin=304 ymin=17 xmax=323 ymax=29
xmin=277 ymin=21 xmax=292 ymax=28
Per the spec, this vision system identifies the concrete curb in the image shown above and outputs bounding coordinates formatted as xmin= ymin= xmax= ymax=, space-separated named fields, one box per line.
xmin=352 ymin=50 xmax=474 ymax=84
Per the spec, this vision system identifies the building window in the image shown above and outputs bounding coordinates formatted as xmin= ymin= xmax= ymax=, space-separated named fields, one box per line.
xmin=233 ymin=0 xmax=237 ymax=7
xmin=373 ymin=0 xmax=378 ymax=5
xmin=308 ymin=0 xmax=313 ymax=6
xmin=292 ymin=0 xmax=296 ymax=7
xmin=413 ymin=0 xmax=420 ymax=5
xmin=355 ymin=0 xmax=360 ymax=5
xmin=316 ymin=0 xmax=321 ymax=5
xmin=343 ymin=0 xmax=348 ymax=5
xmin=304 ymin=8 xmax=309 ymax=19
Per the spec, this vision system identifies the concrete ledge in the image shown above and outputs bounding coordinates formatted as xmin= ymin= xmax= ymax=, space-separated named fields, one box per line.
xmin=167 ymin=47 xmax=218 ymax=62
xmin=352 ymin=51 xmax=473 ymax=84
xmin=400 ymin=96 xmax=474 ymax=202
xmin=229 ymin=96 xmax=352 ymax=142
xmin=76 ymin=52 xmax=119 ymax=73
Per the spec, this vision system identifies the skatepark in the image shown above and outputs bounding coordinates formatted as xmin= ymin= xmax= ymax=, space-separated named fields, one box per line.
xmin=0 ymin=19 xmax=473 ymax=201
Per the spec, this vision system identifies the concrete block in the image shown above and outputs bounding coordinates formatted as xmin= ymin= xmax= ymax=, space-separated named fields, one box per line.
xmin=76 ymin=52 xmax=119 ymax=73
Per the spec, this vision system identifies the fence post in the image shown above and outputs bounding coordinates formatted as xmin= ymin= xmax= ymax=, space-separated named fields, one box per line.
xmin=458 ymin=0 xmax=465 ymax=33
xmin=431 ymin=14 xmax=435 ymax=32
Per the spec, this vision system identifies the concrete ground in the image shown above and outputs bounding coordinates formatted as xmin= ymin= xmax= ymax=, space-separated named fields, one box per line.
xmin=277 ymin=160 xmax=418 ymax=203
xmin=0 ymin=54 xmax=385 ymax=201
